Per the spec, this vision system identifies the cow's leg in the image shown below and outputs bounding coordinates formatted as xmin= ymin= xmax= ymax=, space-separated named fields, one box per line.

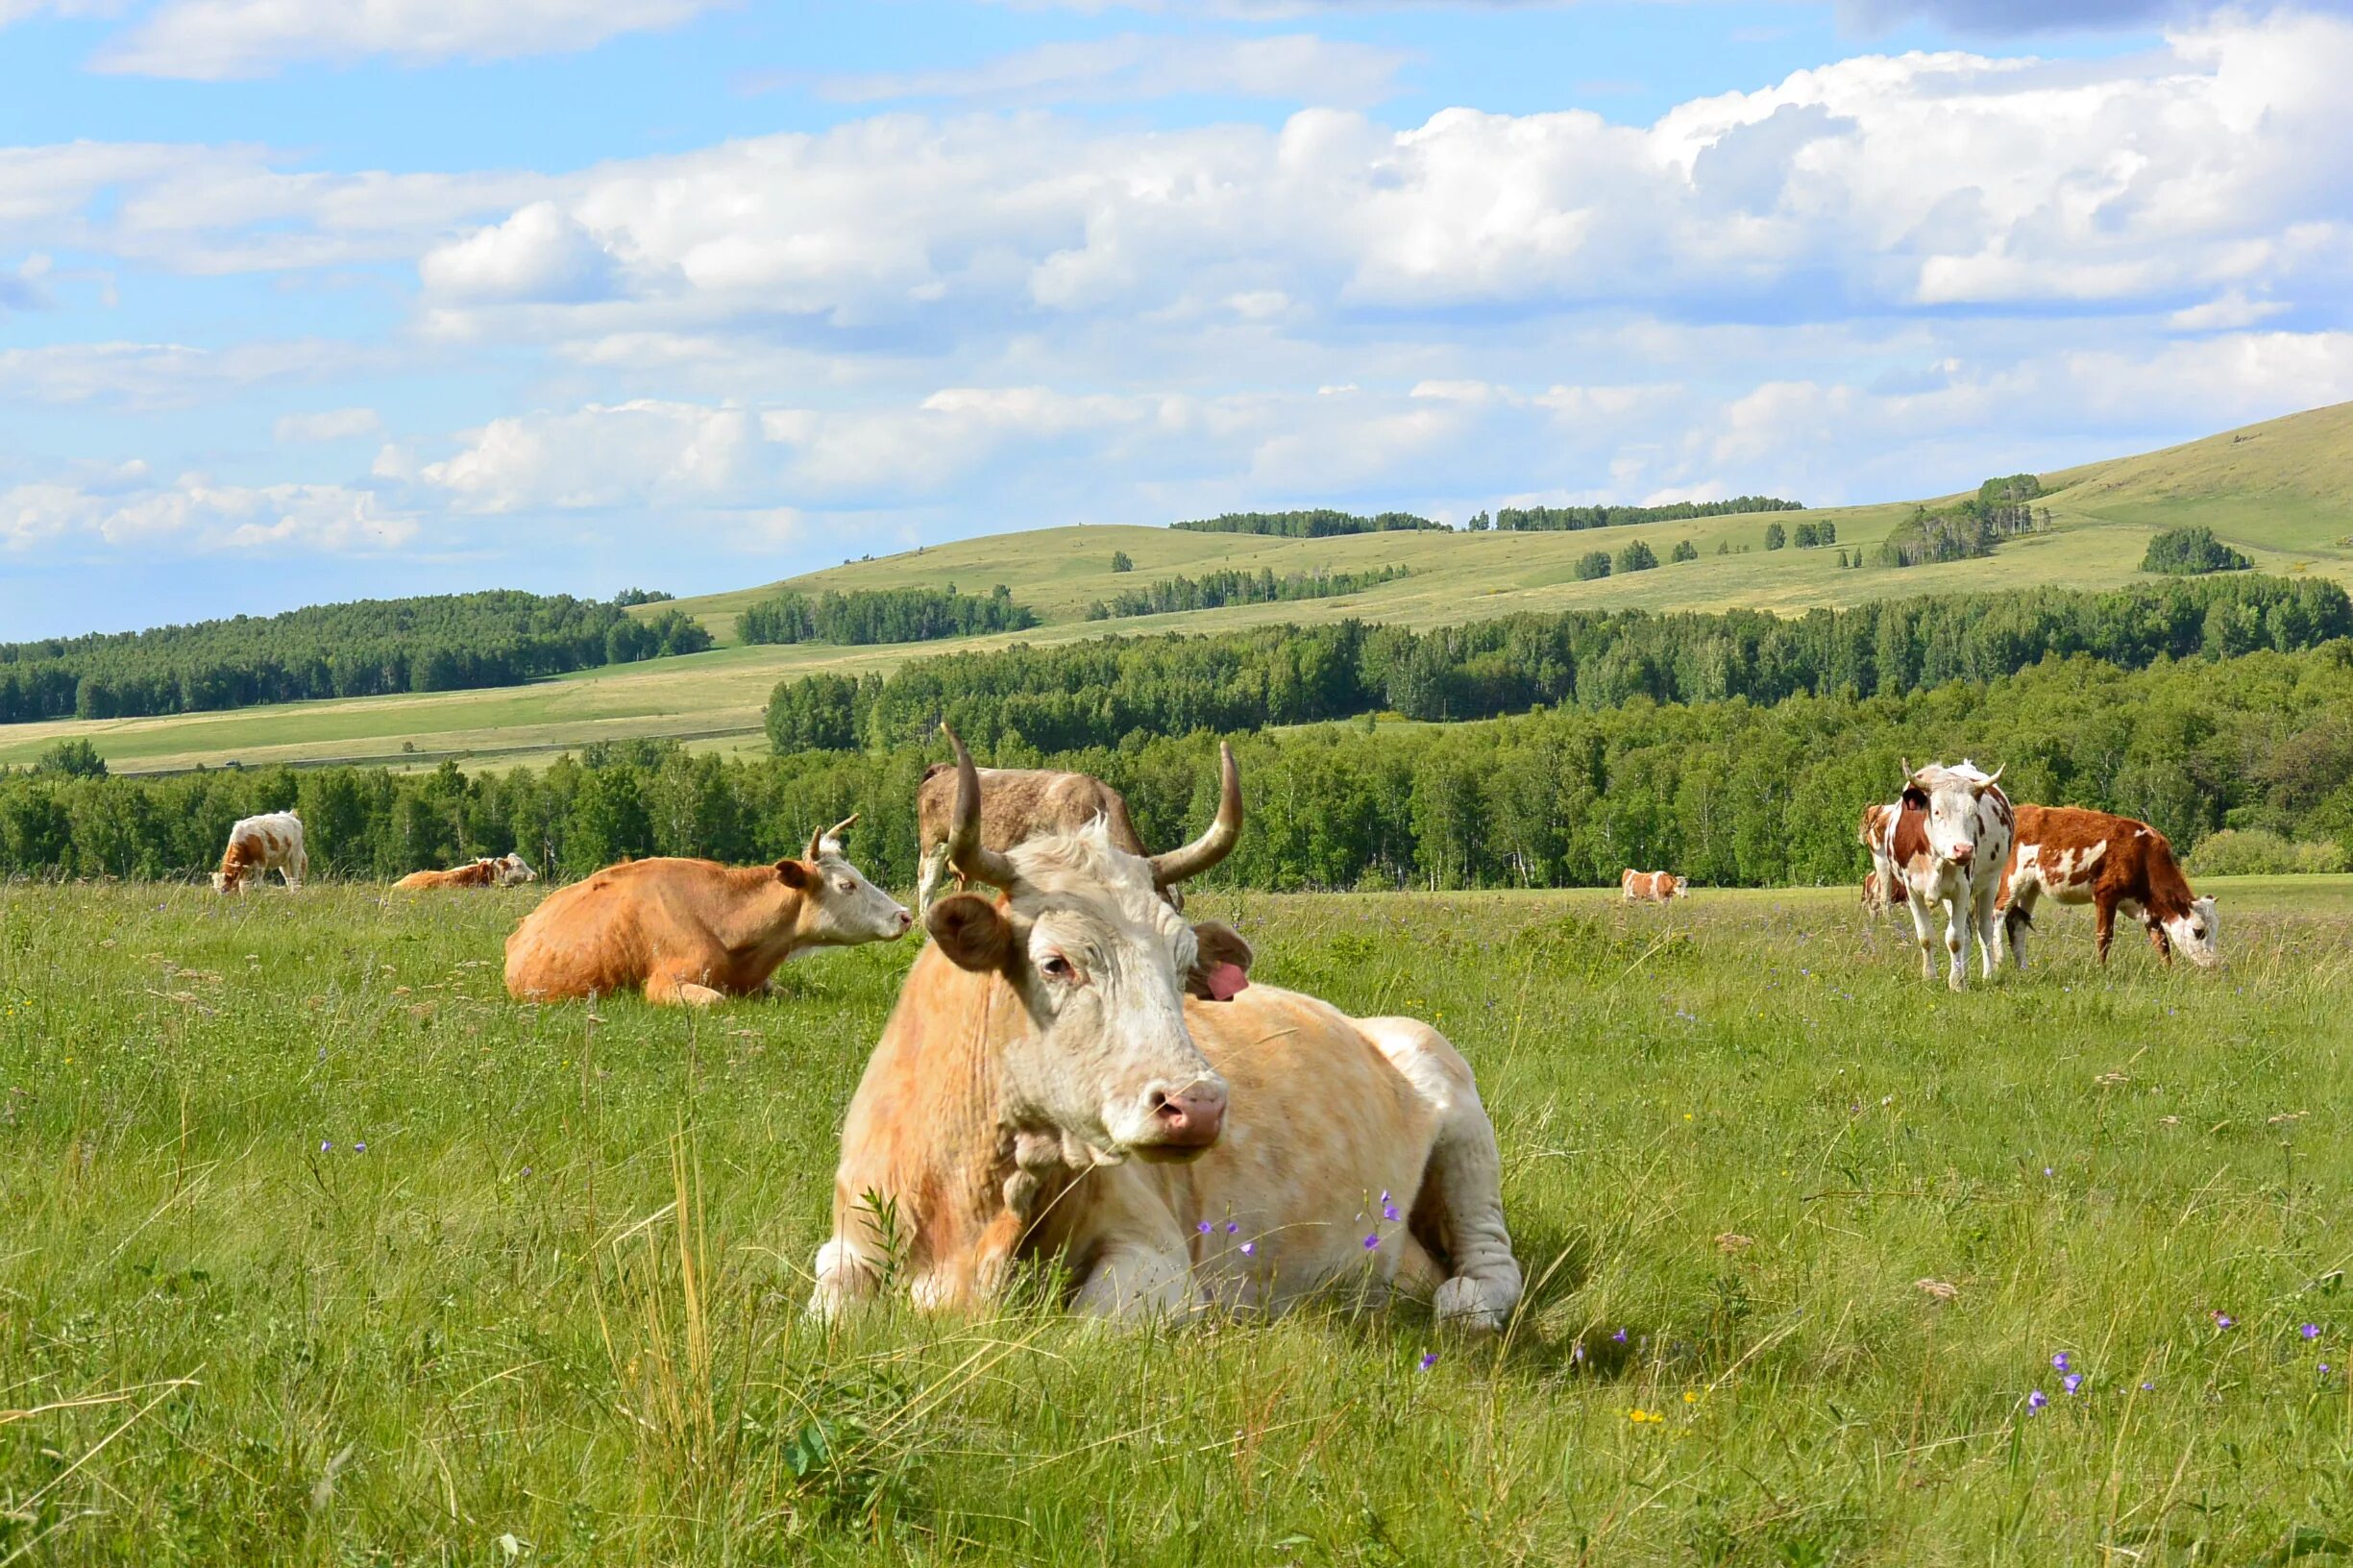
xmin=645 ymin=970 xmax=728 ymax=1008
xmin=283 ymin=849 xmax=306 ymax=889
xmin=1973 ymin=878 xmax=2002 ymax=981
xmin=915 ymin=844 xmax=949 ymax=918
xmin=809 ymin=1236 xmax=879 ymax=1319
xmin=2094 ymin=898 xmax=2117 ymax=965
xmin=1359 ymin=1017 xmax=1522 ymax=1332
xmin=2147 ymin=920 xmax=2173 ymax=967
xmin=1943 ymin=896 xmax=1970 ymax=992
xmin=1904 ymin=891 xmax=1938 ymax=981
xmin=2002 ymin=879 xmax=2038 ymax=971
xmin=1070 ymin=1237 xmax=1196 ymax=1320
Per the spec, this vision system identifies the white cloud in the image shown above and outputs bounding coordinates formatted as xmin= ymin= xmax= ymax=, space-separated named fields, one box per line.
xmin=3 ymin=468 xmax=417 ymax=552
xmin=810 ymin=33 xmax=1409 ymax=110
xmin=419 ymin=201 xmax=617 ymax=303
xmin=92 ymin=0 xmax=729 ymax=80
xmin=0 ymin=339 xmax=376 ymax=408
xmin=274 ymin=406 xmax=382 ymax=443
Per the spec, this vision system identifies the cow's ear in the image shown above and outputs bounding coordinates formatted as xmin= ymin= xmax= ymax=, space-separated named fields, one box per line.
xmin=929 ymin=893 xmax=1016 ymax=974
xmin=774 ymin=857 xmax=813 ymax=889
xmin=1186 ymin=920 xmax=1254 ymax=1000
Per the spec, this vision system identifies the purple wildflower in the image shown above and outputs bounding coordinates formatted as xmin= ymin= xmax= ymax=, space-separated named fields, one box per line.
xmin=2140 ymin=1381 xmax=2155 ymax=1392
xmin=320 ymin=1140 xmax=333 ymax=1153
xmin=354 ymin=1141 xmax=366 ymax=1154
xmin=2044 ymin=1166 xmax=2055 ymax=1178
xmin=2302 ymin=1323 xmax=2321 ymax=1340
xmin=2323 ymin=1364 xmax=2334 ymax=1377
xmin=2063 ymin=1374 xmax=2083 ymax=1395
xmin=2051 ymin=1352 xmax=2071 ymax=1372
xmin=1225 ymin=1221 xmax=1238 ymax=1234
xmin=1363 ymin=1233 xmax=1380 ymax=1250
xmin=1571 ymin=1342 xmax=1585 ymax=1362
xmin=1239 ymin=1242 xmax=1256 ymax=1257
xmin=1198 ymin=1221 xmax=1213 ymax=1235
xmin=1418 ymin=1352 xmax=1438 ymax=1372
xmin=2026 ymin=1389 xmax=2048 ymax=1411
xmin=2215 ymin=1312 xmax=2236 ymax=1330
xmin=1612 ymin=1328 xmax=1629 ymax=1343
xmin=1382 ymin=1203 xmax=1400 ymax=1222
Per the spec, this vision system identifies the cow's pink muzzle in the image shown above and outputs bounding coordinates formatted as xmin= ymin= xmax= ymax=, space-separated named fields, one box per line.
xmin=1143 ymin=1085 xmax=1227 ymax=1154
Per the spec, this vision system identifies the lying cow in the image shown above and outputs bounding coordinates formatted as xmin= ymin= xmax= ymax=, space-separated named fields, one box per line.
xmin=213 ymin=811 xmax=306 ymax=893
xmin=1870 ymin=760 xmax=2013 ymax=992
xmin=1998 ymin=805 xmax=2219 ymax=969
xmin=394 ymin=853 xmax=537 ymax=892
xmin=1621 ymin=870 xmax=1687 ymax=902
xmin=503 ymin=818 xmax=911 ymax=1006
xmin=811 ymin=727 xmax=1523 ymax=1331
xmin=914 ymin=760 xmax=1170 ymax=917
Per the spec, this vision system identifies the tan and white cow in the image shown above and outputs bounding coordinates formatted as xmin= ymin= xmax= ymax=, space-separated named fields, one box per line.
xmin=503 ymin=819 xmax=911 ymax=1006
xmin=213 ymin=811 xmax=306 ymax=893
xmin=1998 ymin=805 xmax=2219 ymax=970
xmin=395 ymin=853 xmax=538 ymax=892
xmin=1621 ymin=870 xmax=1687 ymax=902
xmin=811 ymin=729 xmax=1522 ymax=1331
xmin=914 ymin=762 xmax=1167 ymax=916
xmin=1858 ymin=803 xmax=1897 ymax=916
xmin=1870 ymin=760 xmax=2014 ymax=992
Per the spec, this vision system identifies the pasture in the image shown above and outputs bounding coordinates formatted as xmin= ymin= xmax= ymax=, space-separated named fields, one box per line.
xmin=3 ymin=876 xmax=2351 ymax=1564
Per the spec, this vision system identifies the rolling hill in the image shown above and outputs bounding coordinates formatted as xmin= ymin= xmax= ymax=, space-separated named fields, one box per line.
xmin=8 ymin=402 xmax=2349 ymax=776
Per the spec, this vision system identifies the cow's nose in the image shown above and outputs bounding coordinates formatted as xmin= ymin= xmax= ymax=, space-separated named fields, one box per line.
xmin=1948 ymin=841 xmax=1973 ymax=864
xmin=1148 ymin=1085 xmax=1227 ymax=1148
xmin=893 ymin=907 xmax=915 ymax=934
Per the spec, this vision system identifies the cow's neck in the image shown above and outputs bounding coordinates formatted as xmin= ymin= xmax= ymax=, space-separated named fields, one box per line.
xmin=705 ymin=872 xmax=818 ymax=965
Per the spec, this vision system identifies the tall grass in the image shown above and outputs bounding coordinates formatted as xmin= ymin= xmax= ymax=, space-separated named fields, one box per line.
xmin=2 ymin=878 xmax=2350 ymax=1563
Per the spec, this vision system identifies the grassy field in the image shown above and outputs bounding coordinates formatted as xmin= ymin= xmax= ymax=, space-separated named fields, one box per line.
xmin=4 ymin=402 xmax=2349 ymax=776
xmin=5 ymin=875 xmax=2351 ymax=1563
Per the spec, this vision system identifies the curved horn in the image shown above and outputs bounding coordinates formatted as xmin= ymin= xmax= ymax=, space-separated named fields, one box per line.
xmin=1151 ymin=742 xmax=1243 ymax=889
xmin=1900 ymin=756 xmax=1916 ymax=783
xmin=942 ymin=725 xmax=1019 ymax=891
xmin=1977 ymin=765 xmax=2002 ymax=789
xmin=812 ymin=812 xmax=859 ymax=856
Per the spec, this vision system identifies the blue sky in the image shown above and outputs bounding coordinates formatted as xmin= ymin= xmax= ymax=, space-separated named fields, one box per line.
xmin=4 ymin=0 xmax=2351 ymax=638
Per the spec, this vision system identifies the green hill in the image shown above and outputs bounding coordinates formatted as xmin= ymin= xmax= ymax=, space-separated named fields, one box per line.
xmin=9 ymin=402 xmax=2349 ymax=775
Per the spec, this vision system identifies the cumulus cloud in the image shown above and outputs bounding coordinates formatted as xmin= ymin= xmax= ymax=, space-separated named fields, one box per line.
xmin=807 ymin=33 xmax=1409 ymax=110
xmin=419 ymin=202 xmax=618 ymax=303
xmin=3 ymin=468 xmax=417 ymax=552
xmin=91 ymin=0 xmax=729 ymax=80
xmin=274 ymin=406 xmax=382 ymax=443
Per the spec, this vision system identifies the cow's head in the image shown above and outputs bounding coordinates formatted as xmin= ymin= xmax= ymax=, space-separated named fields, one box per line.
xmin=209 ymin=870 xmax=237 ymax=894
xmin=781 ymin=815 xmax=915 ymax=945
xmin=925 ymin=727 xmax=1242 ymax=1164
xmin=1901 ymin=758 xmax=2001 ymax=869
xmin=495 ymin=852 xmax=539 ymax=887
xmin=2164 ymin=894 xmax=2222 ymax=968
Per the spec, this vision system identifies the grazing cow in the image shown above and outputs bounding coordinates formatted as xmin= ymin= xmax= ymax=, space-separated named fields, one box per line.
xmin=502 ymin=818 xmax=911 ymax=1006
xmin=914 ymin=762 xmax=1170 ymax=916
xmin=394 ymin=853 xmax=538 ymax=892
xmin=1998 ymin=805 xmax=2219 ymax=970
xmin=811 ymin=729 xmax=1523 ymax=1331
xmin=212 ymin=812 xmax=306 ymax=893
xmin=1621 ymin=870 xmax=1687 ymax=902
xmin=1870 ymin=760 xmax=2014 ymax=992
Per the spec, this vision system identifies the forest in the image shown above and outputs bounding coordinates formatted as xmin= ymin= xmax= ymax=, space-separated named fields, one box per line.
xmin=1085 ymin=565 xmax=1410 ymax=620
xmin=1170 ymin=510 xmax=1446 ymax=536
xmin=734 ymin=584 xmax=1038 ymax=645
xmin=6 ymin=642 xmax=2348 ymax=890
xmin=760 ymin=574 xmax=2350 ymax=753
xmin=1480 ymin=496 xmax=1803 ymax=531
xmin=0 ymin=591 xmax=710 ymax=724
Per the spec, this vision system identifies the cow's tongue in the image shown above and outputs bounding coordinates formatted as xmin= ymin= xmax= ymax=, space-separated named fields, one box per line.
xmin=1205 ymin=962 xmax=1249 ymax=1001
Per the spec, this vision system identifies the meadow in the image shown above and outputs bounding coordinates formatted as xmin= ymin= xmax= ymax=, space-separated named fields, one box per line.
xmin=5 ymin=875 xmax=2351 ymax=1564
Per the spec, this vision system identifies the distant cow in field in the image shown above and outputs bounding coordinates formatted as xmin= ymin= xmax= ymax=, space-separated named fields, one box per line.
xmin=395 ymin=853 xmax=537 ymax=892
xmin=503 ymin=818 xmax=912 ymax=1006
xmin=1998 ymin=805 xmax=2219 ymax=970
xmin=1869 ymin=760 xmax=2013 ymax=992
xmin=811 ymin=728 xmax=1523 ymax=1331
xmin=1858 ymin=803 xmax=1896 ymax=916
xmin=1621 ymin=870 xmax=1687 ymax=902
xmin=213 ymin=812 xmax=306 ymax=894
xmin=915 ymin=761 xmax=1171 ymax=915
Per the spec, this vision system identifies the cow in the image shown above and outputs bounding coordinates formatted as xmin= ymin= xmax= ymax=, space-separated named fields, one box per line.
xmin=502 ymin=818 xmax=912 ymax=1006
xmin=394 ymin=853 xmax=538 ymax=892
xmin=212 ymin=811 xmax=306 ymax=894
xmin=914 ymin=762 xmax=1171 ymax=917
xmin=1998 ymin=805 xmax=2219 ymax=970
xmin=1621 ymin=870 xmax=1687 ymax=902
xmin=1858 ymin=803 xmax=1897 ymax=916
xmin=810 ymin=728 xmax=1523 ymax=1332
xmin=1870 ymin=760 xmax=2014 ymax=992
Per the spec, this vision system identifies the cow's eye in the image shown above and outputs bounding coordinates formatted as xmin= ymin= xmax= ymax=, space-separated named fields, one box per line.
xmin=834 ymin=877 xmax=855 ymax=894
xmin=1041 ymin=954 xmax=1077 ymax=983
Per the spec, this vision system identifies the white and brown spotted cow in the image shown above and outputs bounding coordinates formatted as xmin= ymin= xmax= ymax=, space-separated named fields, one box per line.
xmin=1621 ymin=870 xmax=1687 ymax=902
xmin=914 ymin=762 xmax=1166 ymax=917
xmin=394 ymin=853 xmax=537 ymax=892
xmin=1858 ymin=804 xmax=1897 ymax=916
xmin=811 ymin=728 xmax=1523 ymax=1331
xmin=1998 ymin=805 xmax=2219 ymax=970
xmin=1871 ymin=760 xmax=2014 ymax=992
xmin=213 ymin=811 xmax=306 ymax=893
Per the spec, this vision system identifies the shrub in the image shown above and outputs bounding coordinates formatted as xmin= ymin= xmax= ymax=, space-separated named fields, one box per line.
xmin=1765 ymin=523 xmax=1787 ymax=551
xmin=1671 ymin=539 xmax=1699 ymax=562
xmin=2143 ymin=527 xmax=2252 ymax=576
xmin=2185 ymin=827 xmax=2348 ymax=877
xmin=1573 ymin=551 xmax=1612 ymax=581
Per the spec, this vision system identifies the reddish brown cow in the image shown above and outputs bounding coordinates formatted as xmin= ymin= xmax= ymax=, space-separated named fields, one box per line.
xmin=395 ymin=853 xmax=537 ymax=891
xmin=1620 ymin=870 xmax=1687 ymax=902
xmin=503 ymin=819 xmax=911 ymax=1006
xmin=1997 ymin=804 xmax=2219 ymax=969
xmin=915 ymin=762 xmax=1167 ymax=915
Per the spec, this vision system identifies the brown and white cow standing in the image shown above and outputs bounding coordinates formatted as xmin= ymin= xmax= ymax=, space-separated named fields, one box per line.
xmin=394 ymin=853 xmax=538 ymax=892
xmin=1870 ymin=760 xmax=2014 ymax=992
xmin=1858 ymin=803 xmax=1896 ymax=916
xmin=914 ymin=762 xmax=1167 ymax=916
xmin=1998 ymin=805 xmax=2219 ymax=970
xmin=502 ymin=819 xmax=911 ymax=1006
xmin=811 ymin=728 xmax=1523 ymax=1331
xmin=213 ymin=811 xmax=306 ymax=893
xmin=1621 ymin=870 xmax=1687 ymax=902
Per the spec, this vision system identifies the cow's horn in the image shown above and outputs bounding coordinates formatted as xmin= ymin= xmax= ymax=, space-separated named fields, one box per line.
xmin=1900 ymin=756 xmax=1916 ymax=782
xmin=942 ymin=725 xmax=1020 ymax=891
xmin=1152 ymin=742 xmax=1243 ymax=889
xmin=1978 ymin=765 xmax=2002 ymax=788
xmin=811 ymin=812 xmax=859 ymax=857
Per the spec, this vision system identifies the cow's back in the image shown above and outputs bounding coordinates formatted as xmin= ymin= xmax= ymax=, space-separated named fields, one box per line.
xmin=504 ymin=859 xmax=708 ymax=996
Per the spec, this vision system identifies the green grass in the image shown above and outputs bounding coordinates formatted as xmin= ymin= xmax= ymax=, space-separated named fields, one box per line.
xmin=6 ymin=401 xmax=2350 ymax=776
xmin=5 ymin=876 xmax=2352 ymax=1563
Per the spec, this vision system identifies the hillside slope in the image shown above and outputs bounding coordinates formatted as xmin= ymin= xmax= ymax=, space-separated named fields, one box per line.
xmin=9 ymin=402 xmax=2347 ymax=775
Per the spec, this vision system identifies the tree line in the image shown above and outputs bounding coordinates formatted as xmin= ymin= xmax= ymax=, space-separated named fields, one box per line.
xmin=1475 ymin=497 xmax=1804 ymax=531
xmin=1171 ymin=510 xmax=1446 ymax=537
xmin=1085 ymin=565 xmax=1410 ymax=621
xmin=760 ymin=575 xmax=2350 ymax=755
xmin=9 ymin=641 xmax=2349 ymax=890
xmin=0 ymin=592 xmax=710 ymax=725
xmin=735 ymin=584 xmax=1038 ymax=646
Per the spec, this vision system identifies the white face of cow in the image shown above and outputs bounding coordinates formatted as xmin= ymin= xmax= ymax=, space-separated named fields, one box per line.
xmin=495 ymin=853 xmax=538 ymax=887
xmin=2164 ymin=894 xmax=2221 ymax=968
xmin=795 ymin=830 xmax=915 ymax=946
xmin=1913 ymin=769 xmax=1995 ymax=870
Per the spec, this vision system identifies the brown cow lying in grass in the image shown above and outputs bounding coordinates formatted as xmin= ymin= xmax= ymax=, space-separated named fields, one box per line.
xmin=394 ymin=853 xmax=537 ymax=891
xmin=503 ymin=818 xmax=912 ymax=1006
